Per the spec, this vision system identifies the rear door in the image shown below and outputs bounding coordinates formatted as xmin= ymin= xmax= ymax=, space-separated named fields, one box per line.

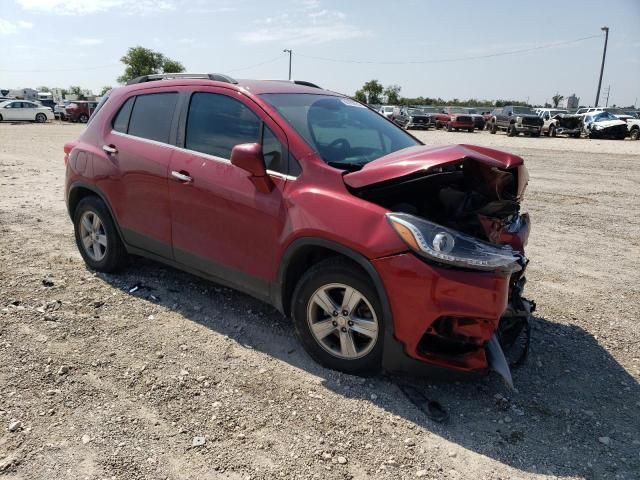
xmin=22 ymin=101 xmax=38 ymax=120
xmin=99 ymin=91 xmax=179 ymax=258
xmin=168 ymin=88 xmax=290 ymax=300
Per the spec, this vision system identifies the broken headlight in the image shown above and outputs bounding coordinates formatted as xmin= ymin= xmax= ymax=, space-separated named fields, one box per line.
xmin=386 ymin=213 xmax=522 ymax=273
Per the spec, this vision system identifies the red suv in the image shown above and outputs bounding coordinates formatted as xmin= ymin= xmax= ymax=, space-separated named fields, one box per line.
xmin=434 ymin=107 xmax=475 ymax=132
xmin=64 ymin=73 xmax=533 ymax=383
xmin=65 ymin=100 xmax=98 ymax=123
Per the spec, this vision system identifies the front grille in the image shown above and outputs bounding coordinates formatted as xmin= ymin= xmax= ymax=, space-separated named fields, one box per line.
xmin=456 ymin=115 xmax=472 ymax=124
xmin=522 ymin=116 xmax=542 ymax=126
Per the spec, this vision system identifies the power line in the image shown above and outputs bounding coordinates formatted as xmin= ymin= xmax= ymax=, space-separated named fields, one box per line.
xmin=226 ymin=55 xmax=284 ymax=73
xmin=296 ymin=34 xmax=602 ymax=65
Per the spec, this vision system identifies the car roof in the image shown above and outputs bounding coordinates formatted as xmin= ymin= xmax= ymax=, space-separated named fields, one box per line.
xmin=118 ymin=77 xmax=341 ymax=97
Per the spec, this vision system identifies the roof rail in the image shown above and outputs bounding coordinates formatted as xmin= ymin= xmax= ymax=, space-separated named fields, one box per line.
xmin=126 ymin=73 xmax=238 ymax=86
xmin=267 ymin=79 xmax=322 ymax=89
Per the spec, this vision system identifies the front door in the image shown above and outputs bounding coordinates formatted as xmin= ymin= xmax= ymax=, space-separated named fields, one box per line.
xmin=168 ymin=89 xmax=290 ymax=300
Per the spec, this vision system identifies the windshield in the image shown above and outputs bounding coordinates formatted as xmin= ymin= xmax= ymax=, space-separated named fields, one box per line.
xmin=421 ymin=107 xmax=438 ymax=113
xmin=593 ymin=112 xmax=617 ymax=121
xmin=382 ymin=106 xmax=394 ymax=112
xmin=408 ymin=108 xmax=423 ymax=115
xmin=261 ymin=94 xmax=420 ymax=170
xmin=465 ymin=108 xmax=478 ymax=114
xmin=447 ymin=107 xmax=466 ymax=114
xmin=512 ymin=106 xmax=536 ymax=115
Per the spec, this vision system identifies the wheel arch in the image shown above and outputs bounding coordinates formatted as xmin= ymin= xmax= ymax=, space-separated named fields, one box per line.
xmin=67 ymin=182 xmax=126 ymax=244
xmin=274 ymin=238 xmax=392 ymax=323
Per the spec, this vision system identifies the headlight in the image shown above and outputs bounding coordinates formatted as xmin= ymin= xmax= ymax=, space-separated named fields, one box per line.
xmin=409 ymin=116 xmax=413 ymax=122
xmin=594 ymin=124 xmax=603 ymax=130
xmin=516 ymin=116 xmax=523 ymax=124
xmin=386 ymin=213 xmax=522 ymax=273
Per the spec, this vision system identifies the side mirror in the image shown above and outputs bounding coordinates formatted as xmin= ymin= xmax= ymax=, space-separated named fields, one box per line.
xmin=230 ymin=143 xmax=274 ymax=193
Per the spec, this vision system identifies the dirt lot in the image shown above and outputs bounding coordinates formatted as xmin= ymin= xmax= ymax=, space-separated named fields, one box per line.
xmin=1 ymin=122 xmax=639 ymax=480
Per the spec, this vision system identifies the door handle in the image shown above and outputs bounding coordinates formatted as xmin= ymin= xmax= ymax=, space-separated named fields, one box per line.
xmin=103 ymin=144 xmax=118 ymax=155
xmin=171 ymin=170 xmax=193 ymax=183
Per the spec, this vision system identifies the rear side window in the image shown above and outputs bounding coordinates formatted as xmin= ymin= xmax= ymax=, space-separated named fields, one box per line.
xmin=112 ymin=97 xmax=135 ymax=133
xmin=186 ymin=92 xmax=260 ymax=159
xmin=128 ymin=92 xmax=178 ymax=143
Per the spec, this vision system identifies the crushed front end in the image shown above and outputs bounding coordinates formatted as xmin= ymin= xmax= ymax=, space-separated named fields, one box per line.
xmin=352 ymin=147 xmax=535 ymax=383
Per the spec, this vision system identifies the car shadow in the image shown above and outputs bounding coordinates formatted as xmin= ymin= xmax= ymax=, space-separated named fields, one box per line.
xmin=98 ymin=257 xmax=639 ymax=479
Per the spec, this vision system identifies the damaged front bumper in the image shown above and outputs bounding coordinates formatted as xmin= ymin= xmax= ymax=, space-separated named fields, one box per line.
xmin=375 ymin=250 xmax=534 ymax=384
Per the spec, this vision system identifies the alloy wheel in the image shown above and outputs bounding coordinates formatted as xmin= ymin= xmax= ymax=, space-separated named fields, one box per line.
xmin=79 ymin=211 xmax=108 ymax=262
xmin=306 ymin=283 xmax=379 ymax=360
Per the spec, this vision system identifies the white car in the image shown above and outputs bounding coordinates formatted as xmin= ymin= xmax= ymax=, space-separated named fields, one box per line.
xmin=379 ymin=105 xmax=396 ymax=119
xmin=627 ymin=119 xmax=640 ymax=140
xmin=0 ymin=100 xmax=54 ymax=123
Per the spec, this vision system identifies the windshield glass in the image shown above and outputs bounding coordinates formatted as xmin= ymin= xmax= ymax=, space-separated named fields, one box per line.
xmin=421 ymin=107 xmax=438 ymax=113
xmin=382 ymin=106 xmax=394 ymax=112
xmin=408 ymin=108 xmax=423 ymax=115
xmin=512 ymin=106 xmax=536 ymax=115
xmin=594 ymin=112 xmax=617 ymax=121
xmin=261 ymin=94 xmax=420 ymax=170
xmin=465 ymin=108 xmax=478 ymax=114
xmin=447 ymin=107 xmax=466 ymax=113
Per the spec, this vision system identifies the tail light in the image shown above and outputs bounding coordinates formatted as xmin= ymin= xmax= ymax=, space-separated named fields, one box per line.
xmin=63 ymin=142 xmax=76 ymax=165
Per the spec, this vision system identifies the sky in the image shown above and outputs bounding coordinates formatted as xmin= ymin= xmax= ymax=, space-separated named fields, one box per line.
xmin=1 ymin=0 xmax=639 ymax=106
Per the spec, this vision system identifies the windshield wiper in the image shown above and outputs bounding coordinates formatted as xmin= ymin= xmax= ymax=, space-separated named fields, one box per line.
xmin=327 ymin=161 xmax=363 ymax=172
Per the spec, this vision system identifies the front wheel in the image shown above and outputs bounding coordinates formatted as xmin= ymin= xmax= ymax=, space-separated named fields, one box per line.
xmin=630 ymin=128 xmax=640 ymax=140
xmin=73 ymin=196 xmax=127 ymax=272
xmin=291 ymin=259 xmax=384 ymax=376
xmin=549 ymin=125 xmax=556 ymax=137
xmin=490 ymin=123 xmax=497 ymax=134
xmin=447 ymin=123 xmax=453 ymax=132
xmin=468 ymin=128 xmax=474 ymax=133
xmin=507 ymin=125 xmax=517 ymax=137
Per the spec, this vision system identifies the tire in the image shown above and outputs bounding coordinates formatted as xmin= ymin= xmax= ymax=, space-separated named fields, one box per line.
xmin=507 ymin=125 xmax=517 ymax=137
xmin=291 ymin=258 xmax=384 ymax=376
xmin=79 ymin=113 xmax=89 ymax=123
xmin=531 ymin=130 xmax=541 ymax=137
xmin=447 ymin=123 xmax=453 ymax=132
xmin=35 ymin=113 xmax=47 ymax=123
xmin=630 ymin=128 xmax=640 ymax=141
xmin=0 ymin=114 xmax=3 ymax=121
xmin=468 ymin=128 xmax=474 ymax=133
xmin=490 ymin=122 xmax=497 ymax=134
xmin=435 ymin=121 xmax=442 ymax=130
xmin=73 ymin=196 xmax=127 ymax=273
xmin=549 ymin=125 xmax=556 ymax=137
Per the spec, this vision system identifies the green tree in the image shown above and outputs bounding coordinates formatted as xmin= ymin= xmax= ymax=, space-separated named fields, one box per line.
xmin=552 ymin=94 xmax=564 ymax=108
xmin=384 ymin=84 xmax=401 ymax=104
xmin=354 ymin=89 xmax=367 ymax=103
xmin=117 ymin=46 xmax=185 ymax=83
xmin=162 ymin=58 xmax=185 ymax=73
xmin=361 ymin=80 xmax=384 ymax=104
xmin=99 ymin=86 xmax=113 ymax=96
xmin=67 ymin=85 xmax=86 ymax=100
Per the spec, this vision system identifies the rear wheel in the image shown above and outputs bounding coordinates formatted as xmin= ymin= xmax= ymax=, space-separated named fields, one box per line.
xmin=73 ymin=196 xmax=127 ymax=272
xmin=468 ymin=128 xmax=474 ymax=133
xmin=35 ymin=113 xmax=47 ymax=123
xmin=0 ymin=114 xmax=3 ymax=121
xmin=291 ymin=259 xmax=384 ymax=376
xmin=79 ymin=113 xmax=89 ymax=123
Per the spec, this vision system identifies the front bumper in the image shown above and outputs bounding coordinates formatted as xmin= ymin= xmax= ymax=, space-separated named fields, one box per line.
xmin=514 ymin=123 xmax=542 ymax=132
xmin=449 ymin=121 xmax=474 ymax=129
xmin=374 ymin=253 xmax=513 ymax=375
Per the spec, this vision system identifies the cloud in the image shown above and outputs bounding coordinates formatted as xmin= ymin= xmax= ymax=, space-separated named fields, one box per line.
xmin=177 ymin=37 xmax=195 ymax=45
xmin=238 ymin=3 xmax=370 ymax=45
xmin=75 ymin=37 xmax=103 ymax=46
xmin=0 ymin=17 xmax=34 ymax=35
xmin=16 ymin=0 xmax=176 ymax=15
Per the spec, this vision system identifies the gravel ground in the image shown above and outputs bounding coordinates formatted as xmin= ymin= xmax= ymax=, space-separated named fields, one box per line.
xmin=1 ymin=122 xmax=639 ymax=480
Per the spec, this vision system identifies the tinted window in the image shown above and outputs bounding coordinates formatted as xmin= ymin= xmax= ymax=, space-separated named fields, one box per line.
xmin=112 ymin=97 xmax=135 ymax=133
xmin=186 ymin=93 xmax=260 ymax=159
xmin=128 ymin=93 xmax=178 ymax=143
xmin=262 ymin=126 xmax=284 ymax=172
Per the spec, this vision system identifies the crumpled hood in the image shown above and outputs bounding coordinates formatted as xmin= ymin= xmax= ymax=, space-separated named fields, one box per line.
xmin=590 ymin=119 xmax=626 ymax=128
xmin=343 ymin=144 xmax=524 ymax=189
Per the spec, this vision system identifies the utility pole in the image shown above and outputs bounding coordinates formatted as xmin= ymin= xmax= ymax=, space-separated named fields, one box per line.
xmin=594 ymin=26 xmax=609 ymax=107
xmin=283 ymin=49 xmax=292 ymax=80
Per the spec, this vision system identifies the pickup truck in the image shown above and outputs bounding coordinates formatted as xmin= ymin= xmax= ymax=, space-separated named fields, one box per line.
xmin=434 ymin=107 xmax=475 ymax=132
xmin=488 ymin=106 xmax=543 ymax=137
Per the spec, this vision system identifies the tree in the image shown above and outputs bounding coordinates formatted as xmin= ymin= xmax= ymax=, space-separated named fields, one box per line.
xmin=384 ymin=84 xmax=401 ymax=104
xmin=67 ymin=85 xmax=86 ymax=100
xmin=361 ymin=80 xmax=383 ymax=104
xmin=162 ymin=59 xmax=185 ymax=73
xmin=354 ymin=89 xmax=367 ymax=103
xmin=117 ymin=46 xmax=185 ymax=83
xmin=552 ymin=94 xmax=564 ymax=108
xmin=99 ymin=86 xmax=113 ymax=96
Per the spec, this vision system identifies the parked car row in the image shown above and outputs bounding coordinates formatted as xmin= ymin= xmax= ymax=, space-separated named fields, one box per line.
xmin=375 ymin=103 xmax=639 ymax=140
xmin=0 ymin=99 xmax=54 ymax=122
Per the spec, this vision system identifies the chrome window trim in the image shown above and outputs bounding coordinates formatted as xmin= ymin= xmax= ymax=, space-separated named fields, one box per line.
xmin=110 ymin=130 xmax=297 ymax=180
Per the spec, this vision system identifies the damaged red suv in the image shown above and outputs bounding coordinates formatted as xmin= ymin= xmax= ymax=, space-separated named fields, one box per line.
xmin=64 ymin=73 xmax=533 ymax=384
